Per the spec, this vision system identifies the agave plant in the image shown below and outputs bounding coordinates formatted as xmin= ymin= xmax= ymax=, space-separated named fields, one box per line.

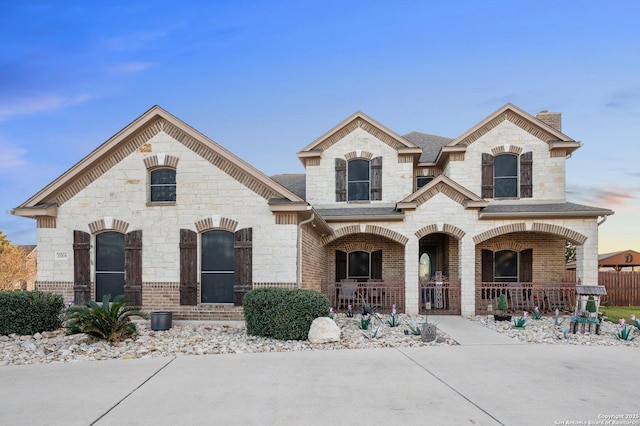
xmin=65 ymin=294 xmax=148 ymax=344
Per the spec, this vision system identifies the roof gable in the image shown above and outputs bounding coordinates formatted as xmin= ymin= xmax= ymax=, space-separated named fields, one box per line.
xmin=15 ymin=106 xmax=303 ymax=212
xmin=397 ymin=175 xmax=487 ymax=210
xmin=297 ymin=111 xmax=420 ymax=164
xmin=448 ymin=103 xmax=578 ymax=148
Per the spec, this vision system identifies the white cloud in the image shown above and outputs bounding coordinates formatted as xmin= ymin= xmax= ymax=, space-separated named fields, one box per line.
xmin=0 ymin=93 xmax=91 ymax=120
xmin=0 ymin=143 xmax=28 ymax=170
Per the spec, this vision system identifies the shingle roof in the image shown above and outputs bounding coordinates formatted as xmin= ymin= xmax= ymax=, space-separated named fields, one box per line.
xmin=315 ymin=207 xmax=404 ymax=221
xmin=479 ymin=202 xmax=614 ymax=218
xmin=403 ymin=132 xmax=453 ymax=163
xmin=270 ymin=174 xmax=306 ymax=199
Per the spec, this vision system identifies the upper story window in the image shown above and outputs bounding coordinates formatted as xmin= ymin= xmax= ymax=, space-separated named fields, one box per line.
xmin=416 ymin=176 xmax=434 ymax=191
xmin=335 ymin=157 xmax=382 ymax=202
xmin=481 ymin=151 xmax=532 ymax=199
xmin=348 ymin=160 xmax=370 ymax=201
xmin=494 ymin=154 xmax=518 ymax=198
xmin=150 ymin=168 xmax=176 ymax=202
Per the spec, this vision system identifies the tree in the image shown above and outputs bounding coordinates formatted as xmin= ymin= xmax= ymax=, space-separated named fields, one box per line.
xmin=0 ymin=231 xmax=36 ymax=290
xmin=565 ymin=241 xmax=576 ymax=264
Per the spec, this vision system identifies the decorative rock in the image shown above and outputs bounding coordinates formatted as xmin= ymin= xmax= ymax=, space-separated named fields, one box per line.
xmin=308 ymin=317 xmax=341 ymax=344
xmin=20 ymin=341 xmax=37 ymax=351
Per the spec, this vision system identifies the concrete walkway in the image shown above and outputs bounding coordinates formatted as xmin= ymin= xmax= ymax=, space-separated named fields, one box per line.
xmin=1 ymin=322 xmax=638 ymax=426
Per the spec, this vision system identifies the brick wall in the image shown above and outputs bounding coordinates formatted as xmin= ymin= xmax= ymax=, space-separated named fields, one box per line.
xmin=301 ymin=223 xmax=326 ymax=291
xmin=474 ymin=232 xmax=566 ymax=282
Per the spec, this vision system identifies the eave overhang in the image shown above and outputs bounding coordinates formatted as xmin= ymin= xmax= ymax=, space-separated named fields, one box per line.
xmin=479 ymin=209 xmax=614 ymax=220
xmin=11 ymin=204 xmax=58 ymax=219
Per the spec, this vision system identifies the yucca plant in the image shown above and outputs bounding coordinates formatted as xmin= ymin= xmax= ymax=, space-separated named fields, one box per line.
xmin=65 ymin=294 xmax=148 ymax=344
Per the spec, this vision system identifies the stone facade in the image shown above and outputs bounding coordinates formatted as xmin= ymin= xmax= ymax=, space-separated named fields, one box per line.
xmin=14 ymin=104 xmax=612 ymax=318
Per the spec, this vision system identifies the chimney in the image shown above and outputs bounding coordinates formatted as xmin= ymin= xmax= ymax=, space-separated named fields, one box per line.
xmin=536 ymin=110 xmax=562 ymax=132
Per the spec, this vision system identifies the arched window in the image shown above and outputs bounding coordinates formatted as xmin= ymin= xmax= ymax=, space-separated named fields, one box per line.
xmin=493 ymin=154 xmax=518 ymax=198
xmin=95 ymin=231 xmax=125 ymax=300
xmin=150 ymin=168 xmax=176 ymax=202
xmin=201 ymin=230 xmax=235 ymax=303
xmin=348 ymin=160 xmax=370 ymax=201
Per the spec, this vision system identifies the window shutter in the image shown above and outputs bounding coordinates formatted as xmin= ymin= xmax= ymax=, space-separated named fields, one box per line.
xmin=481 ymin=153 xmax=494 ymax=199
xmin=370 ymin=157 xmax=382 ymax=201
xmin=335 ymin=250 xmax=347 ymax=282
xmin=124 ymin=230 xmax=143 ymax=306
xmin=481 ymin=249 xmax=494 ymax=282
xmin=520 ymin=152 xmax=533 ymax=198
xmin=519 ymin=249 xmax=533 ymax=282
xmin=234 ymin=228 xmax=252 ymax=306
xmin=179 ymin=229 xmax=198 ymax=305
xmin=335 ymin=158 xmax=346 ymax=202
xmin=73 ymin=230 xmax=91 ymax=305
xmin=371 ymin=250 xmax=382 ymax=280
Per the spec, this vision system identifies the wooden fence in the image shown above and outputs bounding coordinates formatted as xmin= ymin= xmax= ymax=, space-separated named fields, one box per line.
xmin=565 ymin=270 xmax=640 ymax=306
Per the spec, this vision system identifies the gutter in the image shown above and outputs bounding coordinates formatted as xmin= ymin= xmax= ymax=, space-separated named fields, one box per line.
xmin=297 ymin=211 xmax=315 ymax=289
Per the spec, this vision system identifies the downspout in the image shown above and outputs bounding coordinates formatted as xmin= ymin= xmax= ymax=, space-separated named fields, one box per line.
xmin=297 ymin=210 xmax=315 ymax=289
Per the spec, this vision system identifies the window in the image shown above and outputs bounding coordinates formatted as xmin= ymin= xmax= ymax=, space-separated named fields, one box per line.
xmin=348 ymin=160 xmax=370 ymax=201
xmin=95 ymin=232 xmax=125 ymax=300
xmin=201 ymin=230 xmax=234 ymax=303
xmin=481 ymin=152 xmax=533 ymax=199
xmin=494 ymin=154 xmax=518 ymax=198
xmin=494 ymin=250 xmax=518 ymax=282
xmin=348 ymin=251 xmax=370 ymax=280
xmin=416 ymin=176 xmax=434 ymax=190
xmin=150 ymin=168 xmax=176 ymax=202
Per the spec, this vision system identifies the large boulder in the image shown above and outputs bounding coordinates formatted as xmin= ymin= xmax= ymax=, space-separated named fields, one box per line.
xmin=308 ymin=317 xmax=341 ymax=344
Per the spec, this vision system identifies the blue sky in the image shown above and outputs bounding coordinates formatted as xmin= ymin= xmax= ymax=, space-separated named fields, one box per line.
xmin=1 ymin=1 xmax=639 ymax=253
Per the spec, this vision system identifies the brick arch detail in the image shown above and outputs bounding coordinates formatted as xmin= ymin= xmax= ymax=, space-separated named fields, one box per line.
xmin=531 ymin=222 xmax=587 ymax=245
xmin=343 ymin=243 xmax=380 ymax=253
xmin=88 ymin=218 xmax=129 ymax=234
xmin=344 ymin=150 xmax=373 ymax=160
xmin=491 ymin=145 xmax=523 ymax=156
xmin=321 ymin=225 xmax=408 ymax=246
xmin=195 ymin=216 xmax=239 ymax=233
xmin=143 ymin=154 xmax=180 ymax=169
xmin=486 ymin=241 xmax=527 ymax=252
xmin=473 ymin=223 xmax=527 ymax=244
xmin=415 ymin=223 xmax=466 ymax=240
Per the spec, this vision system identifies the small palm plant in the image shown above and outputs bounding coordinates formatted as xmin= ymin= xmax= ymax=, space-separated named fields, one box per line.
xmin=65 ymin=294 xmax=148 ymax=344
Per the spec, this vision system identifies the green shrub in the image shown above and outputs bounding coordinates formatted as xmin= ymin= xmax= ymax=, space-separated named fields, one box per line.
xmin=497 ymin=294 xmax=508 ymax=313
xmin=0 ymin=291 xmax=65 ymax=335
xmin=243 ymin=287 xmax=329 ymax=340
xmin=585 ymin=296 xmax=597 ymax=313
xmin=65 ymin=294 xmax=148 ymax=344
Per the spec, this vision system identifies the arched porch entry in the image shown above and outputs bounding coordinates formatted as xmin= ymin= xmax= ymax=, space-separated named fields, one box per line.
xmin=473 ymin=223 xmax=587 ymax=315
xmin=416 ymin=224 xmax=464 ymax=315
xmin=321 ymin=225 xmax=407 ymax=313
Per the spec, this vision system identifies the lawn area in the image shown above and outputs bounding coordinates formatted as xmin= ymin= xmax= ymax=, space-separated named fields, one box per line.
xmin=599 ymin=305 xmax=640 ymax=323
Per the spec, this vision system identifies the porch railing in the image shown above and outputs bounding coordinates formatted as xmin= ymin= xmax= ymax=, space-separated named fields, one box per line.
xmin=475 ymin=282 xmax=577 ymax=315
xmin=322 ymin=281 xmax=405 ymax=314
xmin=419 ymin=280 xmax=461 ymax=315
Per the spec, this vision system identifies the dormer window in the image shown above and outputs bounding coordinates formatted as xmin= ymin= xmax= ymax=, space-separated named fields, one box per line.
xmin=150 ymin=168 xmax=176 ymax=202
xmin=416 ymin=176 xmax=434 ymax=190
xmin=348 ymin=160 xmax=370 ymax=201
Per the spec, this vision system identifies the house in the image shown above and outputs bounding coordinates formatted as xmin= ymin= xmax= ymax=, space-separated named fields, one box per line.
xmin=11 ymin=104 xmax=614 ymax=318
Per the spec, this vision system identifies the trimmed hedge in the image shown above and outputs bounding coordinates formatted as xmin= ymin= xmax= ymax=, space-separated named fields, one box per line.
xmin=0 ymin=291 xmax=65 ymax=335
xmin=243 ymin=287 xmax=330 ymax=340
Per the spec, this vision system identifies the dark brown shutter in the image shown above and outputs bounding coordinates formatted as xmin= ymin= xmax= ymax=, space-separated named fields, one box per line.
xmin=481 ymin=249 xmax=494 ymax=282
xmin=370 ymin=157 xmax=382 ymax=201
xmin=520 ymin=152 xmax=533 ymax=198
xmin=335 ymin=158 xmax=346 ymax=202
xmin=233 ymin=228 xmax=252 ymax=306
xmin=335 ymin=250 xmax=347 ymax=282
xmin=179 ymin=229 xmax=198 ymax=305
xmin=371 ymin=250 xmax=382 ymax=280
xmin=481 ymin=153 xmax=494 ymax=199
xmin=124 ymin=230 xmax=142 ymax=306
xmin=519 ymin=249 xmax=533 ymax=282
xmin=73 ymin=230 xmax=91 ymax=305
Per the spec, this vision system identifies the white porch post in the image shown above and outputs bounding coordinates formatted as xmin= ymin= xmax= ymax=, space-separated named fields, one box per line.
xmin=405 ymin=235 xmax=419 ymax=316
xmin=576 ymin=225 xmax=599 ymax=286
xmin=459 ymin=235 xmax=476 ymax=315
